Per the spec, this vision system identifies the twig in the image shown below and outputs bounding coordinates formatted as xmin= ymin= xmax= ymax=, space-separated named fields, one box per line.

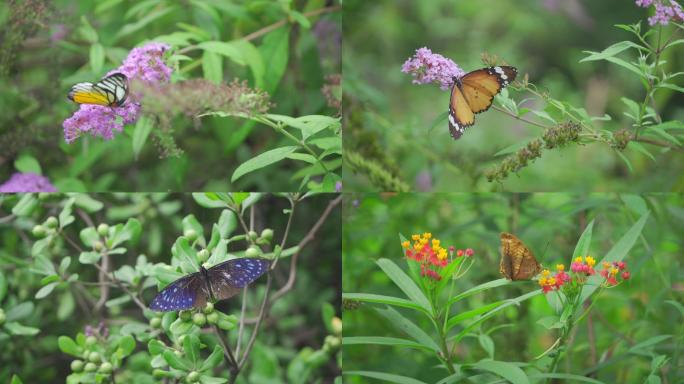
xmin=633 ymin=136 xmax=684 ymax=153
xmin=92 ymin=263 xmax=148 ymax=312
xmin=242 ymin=5 xmax=341 ymax=41
xmin=492 ymin=105 xmax=551 ymax=130
xmin=237 ymin=275 xmax=272 ymax=370
xmin=212 ymin=324 xmax=238 ymax=369
xmin=94 ymin=251 xmax=111 ymax=314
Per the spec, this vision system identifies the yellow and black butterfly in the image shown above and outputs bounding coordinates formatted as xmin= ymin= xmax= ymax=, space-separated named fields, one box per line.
xmin=448 ymin=66 xmax=517 ymax=139
xmin=499 ymin=232 xmax=543 ymax=281
xmin=67 ymin=72 xmax=129 ymax=107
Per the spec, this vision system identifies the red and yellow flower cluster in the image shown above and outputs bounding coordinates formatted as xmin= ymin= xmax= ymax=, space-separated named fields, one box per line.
xmin=402 ymin=233 xmax=463 ymax=281
xmin=539 ymin=256 xmax=632 ymax=294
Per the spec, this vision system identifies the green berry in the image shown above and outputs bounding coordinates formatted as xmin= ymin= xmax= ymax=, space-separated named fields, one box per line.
xmin=32 ymin=225 xmax=47 ymax=238
xmin=70 ymin=360 xmax=84 ymax=372
xmin=45 ymin=216 xmax=58 ymax=228
xmin=203 ymin=302 xmax=214 ymax=314
xmin=245 ymin=246 xmax=260 ymax=257
xmin=93 ymin=241 xmax=104 ymax=252
xmin=98 ymin=362 xmax=113 ymax=374
xmin=85 ymin=336 xmax=97 ymax=346
xmin=206 ymin=312 xmax=219 ymax=324
xmin=97 ymin=224 xmax=109 ymax=237
xmin=187 ymin=371 xmax=200 ymax=383
xmin=260 ymin=228 xmax=273 ymax=242
xmin=331 ymin=317 xmax=342 ymax=335
xmin=248 ymin=231 xmax=258 ymax=241
xmin=184 ymin=229 xmax=198 ymax=241
xmin=88 ymin=352 xmax=101 ymax=363
xmin=197 ymin=249 xmax=209 ymax=263
xmin=192 ymin=313 xmax=206 ymax=327
xmin=180 ymin=310 xmax=192 ymax=322
xmin=84 ymin=362 xmax=97 ymax=372
xmin=150 ymin=317 xmax=162 ymax=329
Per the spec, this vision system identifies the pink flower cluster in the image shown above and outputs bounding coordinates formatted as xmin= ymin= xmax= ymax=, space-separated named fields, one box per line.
xmin=0 ymin=173 xmax=57 ymax=192
xmin=635 ymin=0 xmax=684 ymax=25
xmin=401 ymin=47 xmax=465 ymax=90
xmin=63 ymin=42 xmax=173 ymax=143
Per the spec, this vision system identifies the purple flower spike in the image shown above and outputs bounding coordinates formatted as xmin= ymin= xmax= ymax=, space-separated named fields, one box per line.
xmin=401 ymin=47 xmax=465 ymax=90
xmin=635 ymin=0 xmax=684 ymax=25
xmin=0 ymin=173 xmax=57 ymax=192
xmin=63 ymin=42 xmax=172 ymax=143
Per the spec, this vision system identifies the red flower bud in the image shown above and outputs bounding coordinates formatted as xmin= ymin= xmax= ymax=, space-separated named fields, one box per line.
xmin=621 ymin=271 xmax=630 ymax=280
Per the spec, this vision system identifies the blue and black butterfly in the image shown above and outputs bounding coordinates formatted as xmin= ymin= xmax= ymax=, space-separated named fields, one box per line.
xmin=149 ymin=257 xmax=270 ymax=312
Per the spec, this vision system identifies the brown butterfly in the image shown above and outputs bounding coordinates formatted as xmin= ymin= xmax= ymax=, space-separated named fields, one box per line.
xmin=499 ymin=232 xmax=543 ymax=280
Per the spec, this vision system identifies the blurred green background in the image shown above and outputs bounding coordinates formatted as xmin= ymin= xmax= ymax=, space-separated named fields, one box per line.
xmin=343 ymin=0 xmax=684 ymax=192
xmin=0 ymin=0 xmax=340 ymax=191
xmin=342 ymin=193 xmax=683 ymax=382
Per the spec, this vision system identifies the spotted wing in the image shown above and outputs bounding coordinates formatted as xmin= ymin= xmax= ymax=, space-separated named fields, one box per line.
xmin=206 ymin=257 xmax=271 ymax=301
xmin=460 ymin=66 xmax=517 ymax=114
xmin=149 ymin=272 xmax=208 ymax=312
xmin=448 ymin=85 xmax=475 ymax=139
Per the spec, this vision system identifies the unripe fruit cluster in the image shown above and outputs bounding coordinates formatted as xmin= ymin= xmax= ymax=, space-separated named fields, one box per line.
xmin=69 ymin=337 xmax=114 ymax=376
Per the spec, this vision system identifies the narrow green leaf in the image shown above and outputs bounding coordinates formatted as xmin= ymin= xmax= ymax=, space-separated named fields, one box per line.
xmin=58 ymin=336 xmax=82 ymax=356
xmin=258 ymin=26 xmax=290 ymax=93
xmin=579 ymin=41 xmax=644 ymax=62
xmin=231 ymin=146 xmax=298 ymax=182
xmin=163 ymin=350 xmax=192 ymax=371
xmin=200 ymin=345 xmax=224 ymax=372
xmin=6 ymin=302 xmax=34 ymax=322
xmin=343 ymin=371 xmax=428 ymax=384
xmin=132 ymin=115 xmax=153 ymax=160
xmin=183 ymin=334 xmax=201 ymax=366
xmin=376 ymin=258 xmax=431 ymax=311
xmin=35 ymin=282 xmax=58 ymax=299
xmin=343 ymin=336 xmax=434 ymax=352
xmin=374 ymin=306 xmax=440 ymax=352
xmin=202 ymin=50 xmax=223 ymax=84
xmin=5 ymin=322 xmax=40 ymax=336
xmin=79 ymin=252 xmax=102 ymax=265
xmin=469 ymin=359 xmax=530 ymax=384
xmin=14 ymin=154 xmax=42 ymax=174
xmin=0 ymin=271 xmax=7 ymax=302
xmin=90 ymin=43 xmax=104 ymax=73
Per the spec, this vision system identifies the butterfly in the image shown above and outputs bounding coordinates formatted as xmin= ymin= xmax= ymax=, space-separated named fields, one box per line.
xmin=67 ymin=72 xmax=129 ymax=107
xmin=149 ymin=257 xmax=270 ymax=312
xmin=499 ymin=232 xmax=542 ymax=281
xmin=448 ymin=66 xmax=517 ymax=139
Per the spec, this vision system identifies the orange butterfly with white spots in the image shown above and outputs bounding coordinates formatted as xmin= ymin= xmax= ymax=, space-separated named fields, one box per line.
xmin=67 ymin=73 xmax=129 ymax=107
xmin=448 ymin=66 xmax=517 ymax=139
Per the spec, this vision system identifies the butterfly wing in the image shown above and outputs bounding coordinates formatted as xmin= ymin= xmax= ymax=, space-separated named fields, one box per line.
xmin=68 ymin=73 xmax=128 ymax=107
xmin=448 ymin=85 xmax=475 ymax=139
xmin=206 ymin=257 xmax=271 ymax=301
xmin=149 ymin=272 xmax=208 ymax=312
xmin=460 ymin=66 xmax=517 ymax=114
xmin=500 ymin=232 xmax=542 ymax=280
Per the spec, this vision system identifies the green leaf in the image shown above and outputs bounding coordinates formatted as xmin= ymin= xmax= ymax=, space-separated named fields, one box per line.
xmin=117 ymin=335 xmax=136 ymax=358
xmin=14 ymin=154 xmax=41 ymax=174
xmin=258 ymin=26 xmax=290 ymax=93
xmin=58 ymin=335 xmax=82 ymax=356
xmin=80 ymin=227 xmax=99 ymax=248
xmin=57 ymin=291 xmax=75 ymax=321
xmin=0 ymin=271 xmax=7 ymax=302
xmin=469 ymin=359 xmax=530 ymax=384
xmin=183 ymin=334 xmax=201 ymax=365
xmin=115 ymin=6 xmax=175 ymax=40
xmin=10 ymin=374 xmax=24 ymax=384
xmin=35 ymin=282 xmax=58 ymax=299
xmin=615 ymin=150 xmax=634 ymax=172
xmin=217 ymin=209 xmax=237 ymax=237
xmin=289 ymin=10 xmax=311 ymax=28
xmin=580 ymin=41 xmax=645 ymax=62
xmin=341 ymin=293 xmax=428 ymax=314
xmin=376 ymin=258 xmax=431 ymax=311
xmin=170 ymin=318 xmax=194 ymax=334
xmin=580 ymin=211 xmax=650 ymax=302
xmin=79 ymin=252 xmax=101 ymax=265
xmin=132 ymin=115 xmax=153 ymax=160
xmin=11 ymin=194 xmax=38 ymax=217
xmin=202 ymin=50 xmax=223 ymax=84
xmin=374 ymin=306 xmax=440 ymax=352
xmin=90 ymin=43 xmax=104 ymax=73
xmin=6 ymin=302 xmax=34 ymax=322
xmin=174 ymin=237 xmax=199 ymax=271
xmin=527 ymin=373 xmax=606 ymax=383
xmin=343 ymin=371 xmax=428 ymax=384
xmin=446 ymin=301 xmax=507 ymax=331
xmin=163 ymin=350 xmax=192 ymax=371
xmin=479 ymin=334 xmax=495 ymax=358
xmin=628 ymin=335 xmax=672 ymax=353
xmin=200 ymin=345 xmax=224 ymax=372
xmin=342 ymin=336 xmax=433 ymax=352
xmin=448 ymin=278 xmax=513 ymax=306
xmin=148 ymin=339 xmax=167 ymax=355
xmin=192 ymin=193 xmax=227 ymax=209
xmin=266 ymin=114 xmax=340 ymax=140
xmin=231 ymin=146 xmax=298 ymax=182
xmin=182 ymin=214 xmax=205 ymax=244
xmin=59 ymin=198 xmax=75 ymax=229
xmin=5 ymin=322 xmax=40 ymax=336
xmin=537 ymin=315 xmax=564 ymax=329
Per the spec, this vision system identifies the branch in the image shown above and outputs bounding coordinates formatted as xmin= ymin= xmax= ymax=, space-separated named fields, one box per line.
xmin=92 ymin=263 xmax=148 ymax=312
xmin=633 ymin=136 xmax=684 ymax=153
xmin=242 ymin=5 xmax=341 ymax=42
xmin=492 ymin=105 xmax=551 ymax=129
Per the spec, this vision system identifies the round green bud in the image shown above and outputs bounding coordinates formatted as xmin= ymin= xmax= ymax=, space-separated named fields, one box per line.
xmin=180 ymin=310 xmax=192 ymax=322
xmin=203 ymin=302 xmax=214 ymax=314
xmin=325 ymin=335 xmax=341 ymax=350
xmin=245 ymin=246 xmax=260 ymax=258
xmin=0 ymin=309 xmax=5 ymax=325
xmin=248 ymin=231 xmax=258 ymax=241
xmin=82 ymin=350 xmax=90 ymax=359
xmin=88 ymin=351 xmax=101 ymax=363
xmin=153 ymin=369 xmax=167 ymax=379
xmin=84 ymin=362 xmax=97 ymax=372
xmin=98 ymin=362 xmax=113 ymax=374
xmin=32 ymin=225 xmax=47 ymax=238
xmin=187 ymin=371 xmax=200 ymax=383
xmin=174 ymin=350 xmax=183 ymax=358
xmin=85 ymin=336 xmax=97 ymax=346
xmin=93 ymin=241 xmax=104 ymax=252
xmin=197 ymin=249 xmax=209 ymax=263
xmin=132 ymin=276 xmax=141 ymax=286
xmin=145 ymin=208 xmax=157 ymax=219
xmin=70 ymin=360 xmax=84 ymax=372
xmin=206 ymin=312 xmax=219 ymax=324
xmin=331 ymin=317 xmax=342 ymax=335
xmin=97 ymin=223 xmax=109 ymax=237
xmin=192 ymin=312 xmax=207 ymax=327
xmin=184 ymin=229 xmax=198 ymax=241
xmin=45 ymin=216 xmax=58 ymax=229
xmin=260 ymin=228 xmax=274 ymax=242
xmin=150 ymin=317 xmax=162 ymax=329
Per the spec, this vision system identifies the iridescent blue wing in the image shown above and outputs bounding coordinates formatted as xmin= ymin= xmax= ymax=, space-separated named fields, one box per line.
xmin=206 ymin=257 xmax=270 ymax=301
xmin=149 ymin=272 xmax=209 ymax=312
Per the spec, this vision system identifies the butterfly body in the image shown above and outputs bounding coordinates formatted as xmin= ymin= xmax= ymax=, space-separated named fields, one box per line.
xmin=149 ymin=257 xmax=270 ymax=312
xmin=449 ymin=66 xmax=517 ymax=139
xmin=68 ymin=73 xmax=129 ymax=107
xmin=499 ymin=232 xmax=542 ymax=281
